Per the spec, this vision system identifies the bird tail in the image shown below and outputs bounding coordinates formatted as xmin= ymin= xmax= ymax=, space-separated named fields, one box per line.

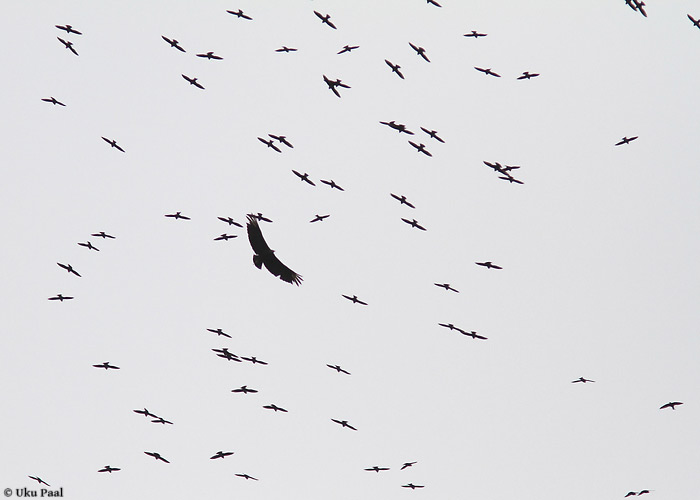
xmin=253 ymin=254 xmax=263 ymax=269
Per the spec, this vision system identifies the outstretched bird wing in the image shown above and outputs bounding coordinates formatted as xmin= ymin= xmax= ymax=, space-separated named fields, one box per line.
xmin=246 ymin=215 xmax=302 ymax=285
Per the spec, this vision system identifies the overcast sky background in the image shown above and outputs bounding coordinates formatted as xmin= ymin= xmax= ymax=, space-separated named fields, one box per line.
xmin=2 ymin=0 xmax=700 ymax=498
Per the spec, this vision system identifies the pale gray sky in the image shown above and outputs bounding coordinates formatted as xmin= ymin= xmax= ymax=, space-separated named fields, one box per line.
xmin=2 ymin=1 xmax=700 ymax=498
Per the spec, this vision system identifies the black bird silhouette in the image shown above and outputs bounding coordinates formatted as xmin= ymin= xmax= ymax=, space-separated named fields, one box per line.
xmin=263 ymin=404 xmax=287 ymax=412
xmin=236 ymin=474 xmax=258 ymax=480
xmin=48 ymin=294 xmax=73 ymax=301
xmin=439 ymin=323 xmax=466 ymax=334
xmin=310 ymin=214 xmax=330 ymax=223
xmin=212 ymin=347 xmax=241 ymax=362
xmin=98 ymin=465 xmax=120 ymax=473
xmin=338 ymin=44 xmax=359 ymax=54
xmin=231 ymin=385 xmax=258 ymax=394
xmin=435 ymin=283 xmax=459 ymax=292
xmin=257 ymin=137 xmax=282 ymax=152
xmin=226 ymin=9 xmax=252 ymax=20
xmin=181 ymin=74 xmax=204 ymax=89
xmin=427 ymin=0 xmax=442 ymax=6
xmin=101 ymin=137 xmax=125 ymax=152
xmin=327 ymin=364 xmax=351 ymax=375
xmin=78 ymin=241 xmax=99 ymax=251
xmin=391 ymin=193 xmax=415 ymax=208
xmin=320 ymin=179 xmax=344 ymax=191
xmin=409 ymin=42 xmax=430 ymax=62
xmin=634 ymin=0 xmax=647 ymax=17
xmin=408 ymin=141 xmax=432 ymax=156
xmin=161 ymin=36 xmax=185 ymax=52
xmin=501 ymin=164 xmax=521 ymax=172
xmin=28 ymin=476 xmax=50 ymax=487
xmin=196 ymin=51 xmax=222 ymax=60
xmin=133 ymin=408 xmax=158 ymax=418
xmin=218 ymin=216 xmax=243 ymax=227
xmin=165 ymin=212 xmax=190 ymax=220
xmin=240 ymin=356 xmax=268 ymax=365
xmin=401 ymin=461 xmax=417 ymax=470
xmin=385 ymin=59 xmax=405 ymax=79
xmin=269 ymin=134 xmax=293 ymax=148
xmin=331 ymin=419 xmax=357 ymax=430
xmin=476 ymin=261 xmax=502 ymax=269
xmin=342 ymin=294 xmax=367 ymax=305
xmin=462 ymin=330 xmax=488 ymax=340
xmin=207 ymin=328 xmax=231 ymax=338
xmin=246 ymin=215 xmax=302 ymax=285
xmin=517 ymin=71 xmax=540 ymax=80
xmin=151 ymin=417 xmax=173 ymax=425
xmin=615 ymin=136 xmax=638 ymax=146
xmin=56 ymin=24 xmax=82 ymax=35
xmin=689 ymin=14 xmax=700 ymax=29
xmin=41 ymin=97 xmax=66 ymax=106
xmin=314 ymin=11 xmax=337 ymax=29
xmin=380 ymin=121 xmax=414 ymax=134
xmin=144 ymin=451 xmax=169 ymax=463
xmin=420 ymin=127 xmax=444 ymax=143
xmin=660 ymin=402 xmax=683 ymax=410
xmin=401 ymin=218 xmax=426 ymax=231
xmin=210 ymin=451 xmax=234 ymax=459
xmin=323 ymin=75 xmax=350 ymax=98
xmin=464 ymin=30 xmax=487 ymax=38
xmin=57 ymin=262 xmax=81 ymax=277
xmin=475 ymin=67 xmax=500 ymax=77
xmin=275 ymin=46 xmax=297 ymax=52
xmin=572 ymin=377 xmax=595 ymax=383
xmin=292 ymin=170 xmax=315 ymax=186
xmin=626 ymin=491 xmax=652 ymax=497
xmin=483 ymin=160 xmax=506 ymax=173
xmin=91 ymin=231 xmax=115 ymax=239
xmin=499 ymin=174 xmax=524 ymax=185
xmin=402 ymin=483 xmax=425 ymax=489
xmin=93 ymin=361 xmax=120 ymax=370
xmin=251 ymin=213 xmax=273 ymax=223
xmin=57 ymin=37 xmax=78 ymax=56
xmin=214 ymin=234 xmax=237 ymax=241
xmin=365 ymin=466 xmax=390 ymax=472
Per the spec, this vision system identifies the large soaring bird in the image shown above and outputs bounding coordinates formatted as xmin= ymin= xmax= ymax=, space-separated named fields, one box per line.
xmin=246 ymin=215 xmax=302 ymax=285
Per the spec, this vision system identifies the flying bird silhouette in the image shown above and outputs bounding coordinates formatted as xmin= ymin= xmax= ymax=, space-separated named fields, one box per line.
xmin=310 ymin=214 xmax=330 ymax=223
xmin=133 ymin=408 xmax=158 ymax=418
xmin=151 ymin=417 xmax=173 ymax=425
xmin=98 ymin=465 xmax=120 ymax=473
xmin=231 ymin=385 xmax=258 ymax=394
xmin=402 ymin=483 xmax=425 ymax=489
xmin=56 ymin=24 xmax=82 ymax=35
xmin=320 ymin=179 xmax=344 ymax=191
xmin=517 ymin=71 xmax=540 ymax=80
xmin=161 ymin=36 xmax=185 ymax=52
xmin=401 ymin=218 xmax=426 ymax=231
xmin=615 ymin=136 xmax=638 ymax=146
xmin=210 ymin=451 xmax=234 ymax=459
xmin=101 ymin=137 xmax=125 ymax=152
xmin=275 ymin=46 xmax=297 ymax=52
xmin=250 ymin=213 xmax=273 ymax=223
xmin=314 ymin=11 xmax=337 ymax=29
xmin=207 ymin=328 xmax=231 ymax=338
xmin=292 ymin=170 xmax=315 ymax=186
xmin=342 ymin=294 xmax=367 ymax=305
xmin=572 ymin=377 xmax=595 ymax=383
xmin=236 ymin=474 xmax=258 ymax=480
xmin=476 ymin=261 xmax=502 ymax=269
xmin=165 ymin=212 xmax=190 ymax=220
xmin=57 ymin=37 xmax=78 ymax=56
xmin=91 ymin=231 xmax=115 ymax=239
xmin=474 ymin=67 xmax=501 ymax=77
xmin=269 ymin=134 xmax=293 ymax=148
xmin=57 ymin=262 xmax=81 ymax=277
xmin=420 ymin=127 xmax=444 ymax=143
xmin=144 ymin=451 xmax=169 ymax=463
xmin=214 ymin=234 xmax=237 ymax=241
xmin=323 ymin=75 xmax=350 ymax=97
xmin=365 ymin=466 xmax=390 ymax=472
xmin=240 ymin=356 xmax=268 ymax=365
xmin=409 ymin=42 xmax=430 ymax=62
xmin=41 ymin=97 xmax=66 ymax=106
xmin=327 ymin=364 xmax=351 ymax=375
xmin=28 ymin=476 xmax=50 ymax=487
xmin=660 ymin=402 xmax=683 ymax=410
xmin=331 ymin=419 xmax=357 ymax=430
xmin=401 ymin=461 xmax=417 ymax=470
xmin=434 ymin=283 xmax=459 ymax=292
xmin=380 ymin=121 xmax=414 ymax=134
xmin=408 ymin=141 xmax=432 ymax=156
xmin=48 ymin=294 xmax=73 ymax=301
xmin=258 ymin=137 xmax=282 ymax=152
xmin=196 ymin=51 xmax=222 ymax=60
xmin=338 ymin=45 xmax=359 ymax=54
xmin=391 ymin=193 xmax=415 ymax=208
xmin=212 ymin=347 xmax=241 ymax=362
xmin=93 ymin=362 xmax=120 ymax=370
xmin=427 ymin=0 xmax=442 ymax=6
xmin=181 ymin=74 xmax=204 ymax=89
xmin=78 ymin=241 xmax=99 ymax=251
xmin=263 ymin=404 xmax=287 ymax=412
xmin=464 ymin=30 xmax=487 ymax=38
xmin=226 ymin=9 xmax=252 ymax=20
xmin=218 ymin=216 xmax=243 ymax=227
xmin=246 ymin=215 xmax=302 ymax=285
xmin=385 ymin=60 xmax=405 ymax=79
xmin=689 ymin=14 xmax=700 ymax=29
